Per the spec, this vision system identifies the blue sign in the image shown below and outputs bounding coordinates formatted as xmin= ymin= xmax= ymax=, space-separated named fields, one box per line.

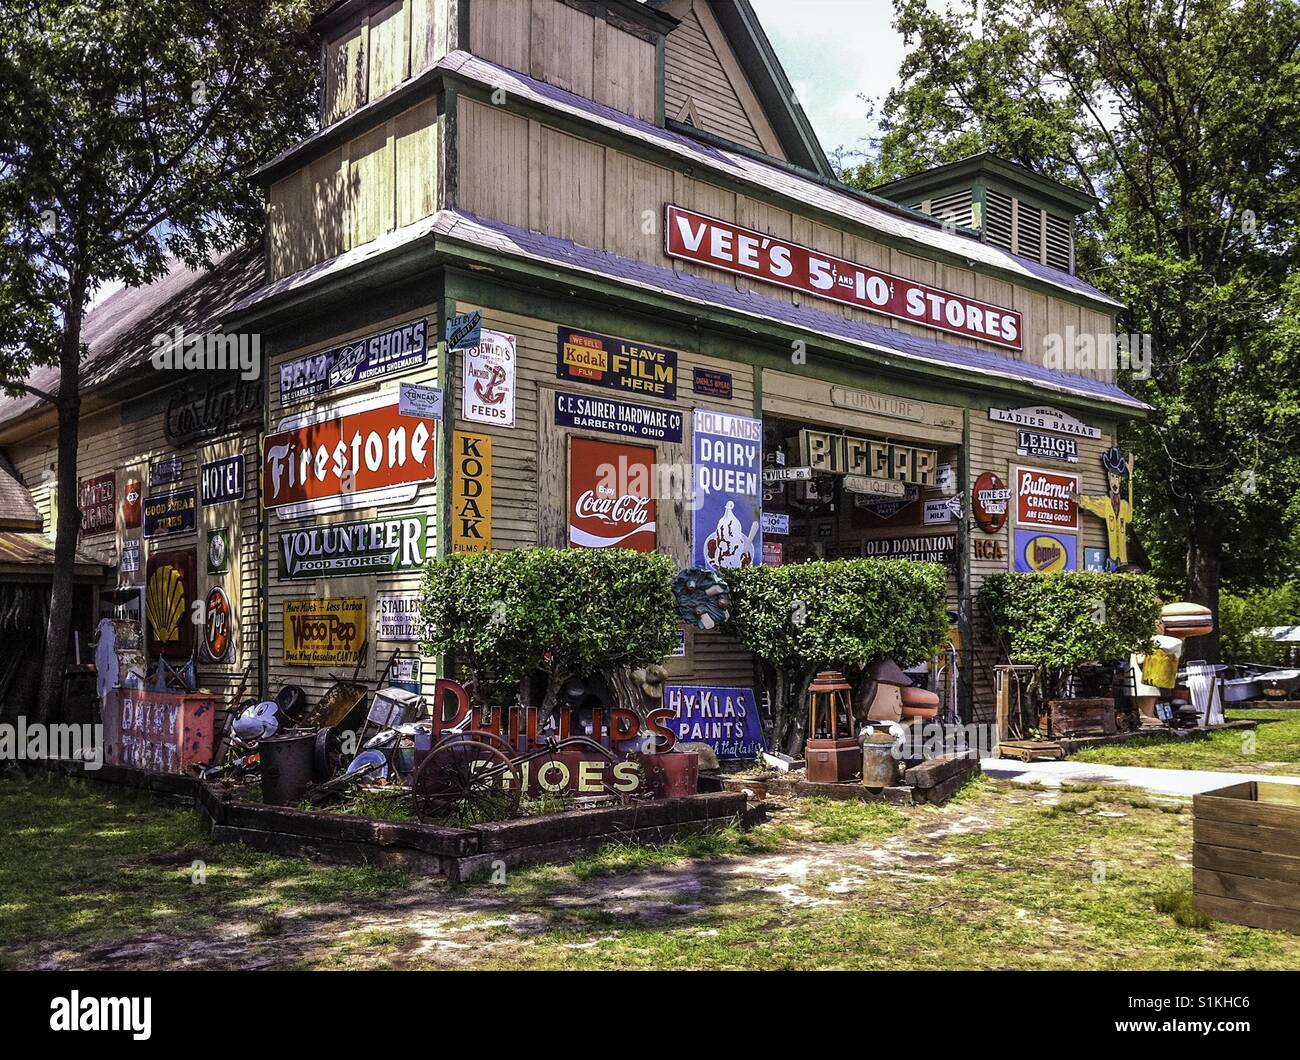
xmin=665 ymin=685 xmax=766 ymax=759
xmin=1013 ymin=528 xmax=1079 ymax=573
xmin=445 ymin=311 xmax=482 ymax=351
xmin=692 ymin=367 xmax=733 ymax=399
xmin=553 ymin=390 xmax=683 ymax=443
xmin=692 ymin=409 xmax=763 ymax=569
xmin=200 ymin=454 xmax=244 ymax=506
xmin=279 ymin=319 xmax=428 ymax=403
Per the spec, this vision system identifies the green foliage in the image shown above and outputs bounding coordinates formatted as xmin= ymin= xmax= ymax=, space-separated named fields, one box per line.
xmin=979 ymin=572 xmax=1159 ymax=669
xmin=420 ymin=548 xmax=679 ymax=706
xmin=1219 ymin=583 xmax=1300 ymax=666
xmin=726 ymin=559 xmax=950 ymax=673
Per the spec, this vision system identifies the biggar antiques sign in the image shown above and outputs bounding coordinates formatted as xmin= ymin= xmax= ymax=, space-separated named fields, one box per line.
xmin=278 ymin=513 xmax=428 ymax=579
xmin=263 ymin=392 xmax=435 ymax=517
xmin=799 ymin=428 xmax=938 ymax=486
xmin=283 ymin=597 xmax=366 ymax=666
xmin=665 ymin=204 xmax=1024 ymax=351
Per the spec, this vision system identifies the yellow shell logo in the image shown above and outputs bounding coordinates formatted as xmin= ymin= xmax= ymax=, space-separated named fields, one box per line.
xmin=146 ymin=563 xmax=188 ymax=644
xmin=1024 ymin=535 xmax=1068 ymax=573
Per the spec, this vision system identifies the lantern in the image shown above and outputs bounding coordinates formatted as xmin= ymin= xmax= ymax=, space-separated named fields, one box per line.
xmin=805 ymin=670 xmax=861 ymax=784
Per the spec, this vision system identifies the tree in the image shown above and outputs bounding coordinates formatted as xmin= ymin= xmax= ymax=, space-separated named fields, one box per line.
xmin=725 ymin=559 xmax=949 ymax=753
xmin=0 ymin=0 xmax=320 ymax=720
xmin=843 ymin=0 xmax=1300 ymax=659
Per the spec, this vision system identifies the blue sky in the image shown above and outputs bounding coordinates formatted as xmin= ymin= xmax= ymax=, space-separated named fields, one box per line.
xmin=749 ymin=0 xmax=908 ymax=162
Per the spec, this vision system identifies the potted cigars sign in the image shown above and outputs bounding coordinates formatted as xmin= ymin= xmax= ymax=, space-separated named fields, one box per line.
xmin=263 ymin=392 xmax=435 ymax=518
xmin=278 ymin=513 xmax=429 ymax=580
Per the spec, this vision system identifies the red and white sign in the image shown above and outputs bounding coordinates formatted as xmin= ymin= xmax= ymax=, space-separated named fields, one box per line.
xmin=568 ymin=437 xmax=656 ymax=552
xmin=972 ymin=471 xmax=1010 ymax=533
xmin=1014 ymin=466 xmax=1078 ymax=530
xmin=664 ymin=204 xmax=1023 ymax=350
xmin=263 ymin=392 xmax=435 ymax=518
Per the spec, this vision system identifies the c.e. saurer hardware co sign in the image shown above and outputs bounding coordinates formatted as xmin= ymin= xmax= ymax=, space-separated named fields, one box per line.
xmin=262 ymin=393 xmax=435 ymax=518
xmin=664 ymin=204 xmax=1023 ymax=351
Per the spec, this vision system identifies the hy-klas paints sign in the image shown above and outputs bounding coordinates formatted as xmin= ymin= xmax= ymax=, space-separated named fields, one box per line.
xmin=1015 ymin=466 xmax=1079 ymax=530
xmin=279 ymin=319 xmax=428 ymax=404
xmin=557 ymin=326 xmax=678 ymax=400
xmin=553 ymin=390 xmax=683 ymax=443
xmin=451 ymin=431 xmax=492 ymax=553
xmin=568 ymin=437 xmax=656 ymax=551
xmin=664 ymin=685 xmax=766 ymax=759
xmin=77 ymin=472 xmax=116 ymax=536
xmin=283 ymin=597 xmax=367 ymax=666
xmin=278 ymin=513 xmax=428 ymax=580
xmin=462 ymin=329 xmax=517 ymax=426
xmin=262 ymin=393 xmax=435 ymax=518
xmin=665 ymin=204 xmax=1023 ymax=350
xmin=1013 ymin=528 xmax=1078 ymax=573
xmin=694 ymin=409 xmax=762 ymax=570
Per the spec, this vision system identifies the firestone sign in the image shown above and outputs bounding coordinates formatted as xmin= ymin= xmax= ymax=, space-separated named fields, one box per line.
xmin=664 ymin=204 xmax=1023 ymax=351
xmin=277 ymin=513 xmax=429 ymax=579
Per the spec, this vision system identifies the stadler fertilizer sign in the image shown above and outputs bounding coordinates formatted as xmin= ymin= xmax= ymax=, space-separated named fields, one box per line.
xmin=693 ymin=410 xmax=762 ymax=570
xmin=664 ymin=685 xmax=766 ymax=759
xmin=278 ymin=513 xmax=428 ymax=580
xmin=279 ymin=319 xmax=428 ymax=404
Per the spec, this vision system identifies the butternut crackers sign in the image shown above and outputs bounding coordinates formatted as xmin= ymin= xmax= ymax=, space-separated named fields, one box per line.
xmin=452 ymin=431 xmax=492 ymax=553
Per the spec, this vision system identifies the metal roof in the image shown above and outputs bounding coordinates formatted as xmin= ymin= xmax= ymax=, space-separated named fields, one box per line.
xmin=0 ymin=531 xmax=111 ymax=576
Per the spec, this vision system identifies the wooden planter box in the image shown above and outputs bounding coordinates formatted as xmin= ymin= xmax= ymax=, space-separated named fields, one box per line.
xmin=1193 ymin=781 xmax=1300 ymax=934
xmin=1046 ymin=697 xmax=1115 ymax=737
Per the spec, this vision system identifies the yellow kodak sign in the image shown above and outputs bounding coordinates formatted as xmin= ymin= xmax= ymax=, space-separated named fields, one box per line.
xmin=452 ymin=431 xmax=492 ymax=553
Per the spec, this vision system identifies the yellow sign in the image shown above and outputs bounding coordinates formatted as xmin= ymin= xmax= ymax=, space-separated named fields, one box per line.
xmin=452 ymin=431 xmax=492 ymax=553
xmin=283 ymin=597 xmax=367 ymax=667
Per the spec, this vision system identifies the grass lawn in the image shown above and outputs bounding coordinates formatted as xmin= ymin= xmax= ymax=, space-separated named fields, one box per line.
xmin=3 ymin=769 xmax=1299 ymax=970
xmin=1070 ymin=708 xmax=1300 ymax=774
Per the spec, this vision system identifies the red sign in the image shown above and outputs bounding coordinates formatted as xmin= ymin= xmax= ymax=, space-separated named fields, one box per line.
xmin=145 ymin=548 xmax=197 ymax=659
xmin=102 ymin=688 xmax=217 ymax=773
xmin=77 ymin=472 xmax=116 ymax=536
xmin=123 ymin=477 xmax=142 ymax=529
xmin=263 ymin=399 xmax=435 ymax=514
xmin=664 ymin=204 xmax=1023 ymax=351
xmin=203 ymin=586 xmax=234 ymax=662
xmin=1014 ymin=466 xmax=1079 ymax=530
xmin=568 ymin=437 xmax=656 ymax=551
xmin=972 ymin=471 xmax=1010 ymax=533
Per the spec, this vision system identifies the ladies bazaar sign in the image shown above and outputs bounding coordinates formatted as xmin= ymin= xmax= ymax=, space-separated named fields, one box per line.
xmin=664 ymin=205 xmax=1023 ymax=351
xmin=262 ymin=393 xmax=435 ymax=518
xmin=278 ymin=513 xmax=428 ymax=579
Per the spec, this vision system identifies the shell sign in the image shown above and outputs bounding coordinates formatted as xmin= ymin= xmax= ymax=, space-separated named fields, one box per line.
xmin=567 ymin=437 xmax=656 ymax=551
xmin=145 ymin=548 xmax=196 ymax=659
xmin=262 ymin=392 xmax=435 ymax=518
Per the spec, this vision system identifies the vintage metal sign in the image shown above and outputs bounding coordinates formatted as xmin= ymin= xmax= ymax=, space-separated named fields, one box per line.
xmin=123 ymin=477 xmax=142 ymax=529
xmin=694 ymin=409 xmax=763 ymax=569
xmin=972 ymin=471 xmax=1010 ymax=533
xmin=990 ymin=405 xmax=1101 ymax=438
xmin=200 ymin=454 xmax=244 ymax=506
xmin=377 ymin=594 xmax=422 ymax=641
xmin=844 ymin=474 xmax=908 ymax=498
xmin=1014 ymin=465 xmax=1079 ymax=530
xmin=556 ymin=326 xmax=678 ymax=400
xmin=145 ymin=548 xmax=196 ymax=659
xmin=664 ymin=685 xmax=766 ymax=759
xmin=165 ymin=375 xmax=262 ymax=446
xmin=445 ymin=310 xmax=482 ymax=350
xmin=923 ymin=497 xmax=958 ymax=525
xmin=277 ymin=513 xmax=428 ymax=579
xmin=552 ymin=390 xmax=683 ymax=443
xmin=142 ymin=488 xmax=197 ymax=539
xmin=202 ymin=586 xmax=234 ymax=663
xmin=283 ymin=597 xmax=367 ymax=666
xmin=451 ymin=431 xmax=493 ymax=554
xmin=398 ymin=382 xmax=443 ymax=419
xmin=102 ymin=688 xmax=214 ymax=774
xmin=763 ymin=466 xmax=812 ymax=482
xmin=692 ymin=367 xmax=733 ymax=399
xmin=150 ymin=456 xmax=184 ymax=487
xmin=761 ymin=511 xmax=789 ymax=535
xmin=1013 ymin=529 xmax=1078 ymax=573
xmin=206 ymin=528 xmax=230 ymax=575
xmin=568 ymin=437 xmax=657 ymax=551
xmin=262 ymin=393 xmax=435 ymax=518
xmin=462 ymin=329 xmax=517 ymax=426
xmin=279 ymin=319 xmax=428 ymax=404
xmin=799 ymin=428 xmax=938 ymax=486
xmin=1017 ymin=429 xmax=1079 ymax=463
xmin=120 ymin=540 xmax=142 ymax=575
xmin=863 ymin=532 xmax=958 ymax=570
xmin=665 ymin=204 xmax=1023 ymax=350
xmin=77 ymin=472 xmax=116 ymax=536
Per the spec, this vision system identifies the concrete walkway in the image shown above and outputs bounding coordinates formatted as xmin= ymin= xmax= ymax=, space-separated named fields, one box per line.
xmin=980 ymin=757 xmax=1300 ymax=797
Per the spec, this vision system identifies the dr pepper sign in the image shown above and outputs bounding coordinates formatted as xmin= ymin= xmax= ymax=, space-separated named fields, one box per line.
xmin=664 ymin=204 xmax=1023 ymax=351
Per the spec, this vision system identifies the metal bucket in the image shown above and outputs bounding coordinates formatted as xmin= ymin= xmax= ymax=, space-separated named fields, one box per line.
xmin=260 ymin=731 xmax=318 ymax=805
xmin=860 ymin=731 xmax=899 ymax=788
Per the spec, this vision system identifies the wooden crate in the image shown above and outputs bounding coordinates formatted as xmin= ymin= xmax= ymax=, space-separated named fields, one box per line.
xmin=1193 ymin=781 xmax=1300 ymax=934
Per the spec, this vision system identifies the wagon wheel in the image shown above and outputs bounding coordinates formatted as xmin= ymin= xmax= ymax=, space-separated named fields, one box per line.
xmin=413 ymin=739 xmax=521 ymax=824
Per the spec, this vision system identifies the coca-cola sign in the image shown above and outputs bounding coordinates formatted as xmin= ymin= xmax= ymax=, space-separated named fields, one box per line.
xmin=262 ymin=392 xmax=435 ymax=518
xmin=1014 ymin=466 xmax=1079 ymax=530
xmin=568 ymin=438 xmax=656 ymax=552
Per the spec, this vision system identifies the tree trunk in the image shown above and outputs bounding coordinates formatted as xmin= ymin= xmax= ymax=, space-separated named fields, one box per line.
xmin=1186 ymin=526 xmax=1223 ymax=664
xmin=36 ymin=290 xmax=86 ymax=723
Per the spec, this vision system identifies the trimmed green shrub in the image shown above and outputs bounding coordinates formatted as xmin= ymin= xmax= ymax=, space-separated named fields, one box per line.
xmin=726 ymin=559 xmax=950 ymax=752
xmin=419 ymin=547 xmax=679 ymax=710
xmin=979 ymin=572 xmax=1160 ymax=675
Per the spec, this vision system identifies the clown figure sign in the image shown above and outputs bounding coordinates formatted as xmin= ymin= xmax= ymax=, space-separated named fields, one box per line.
xmin=693 ymin=410 xmax=762 ymax=570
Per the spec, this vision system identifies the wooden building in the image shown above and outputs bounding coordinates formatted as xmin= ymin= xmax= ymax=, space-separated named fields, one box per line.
xmin=0 ymin=0 xmax=1147 ymax=724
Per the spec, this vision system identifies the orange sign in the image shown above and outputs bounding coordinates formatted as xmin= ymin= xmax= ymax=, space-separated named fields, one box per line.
xmin=567 ymin=437 xmax=657 ymax=552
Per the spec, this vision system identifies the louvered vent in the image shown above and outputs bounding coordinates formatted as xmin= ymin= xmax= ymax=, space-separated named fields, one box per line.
xmin=929 ymin=188 xmax=974 ymax=230
xmin=1045 ymin=212 xmax=1073 ymax=272
xmin=984 ymin=189 xmax=1013 ymax=251
xmin=1015 ymin=204 xmax=1042 ymax=260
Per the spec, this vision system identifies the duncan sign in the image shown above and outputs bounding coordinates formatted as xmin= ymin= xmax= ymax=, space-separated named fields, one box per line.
xmin=263 ymin=394 xmax=435 ymax=517
xmin=278 ymin=513 xmax=428 ymax=579
xmin=664 ymin=204 xmax=1023 ymax=351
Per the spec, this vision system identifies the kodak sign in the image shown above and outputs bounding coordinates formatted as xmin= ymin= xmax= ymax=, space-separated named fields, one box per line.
xmin=452 ymin=431 xmax=492 ymax=553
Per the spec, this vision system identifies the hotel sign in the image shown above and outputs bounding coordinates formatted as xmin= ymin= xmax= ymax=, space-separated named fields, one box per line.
xmin=665 ymin=204 xmax=1023 ymax=351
